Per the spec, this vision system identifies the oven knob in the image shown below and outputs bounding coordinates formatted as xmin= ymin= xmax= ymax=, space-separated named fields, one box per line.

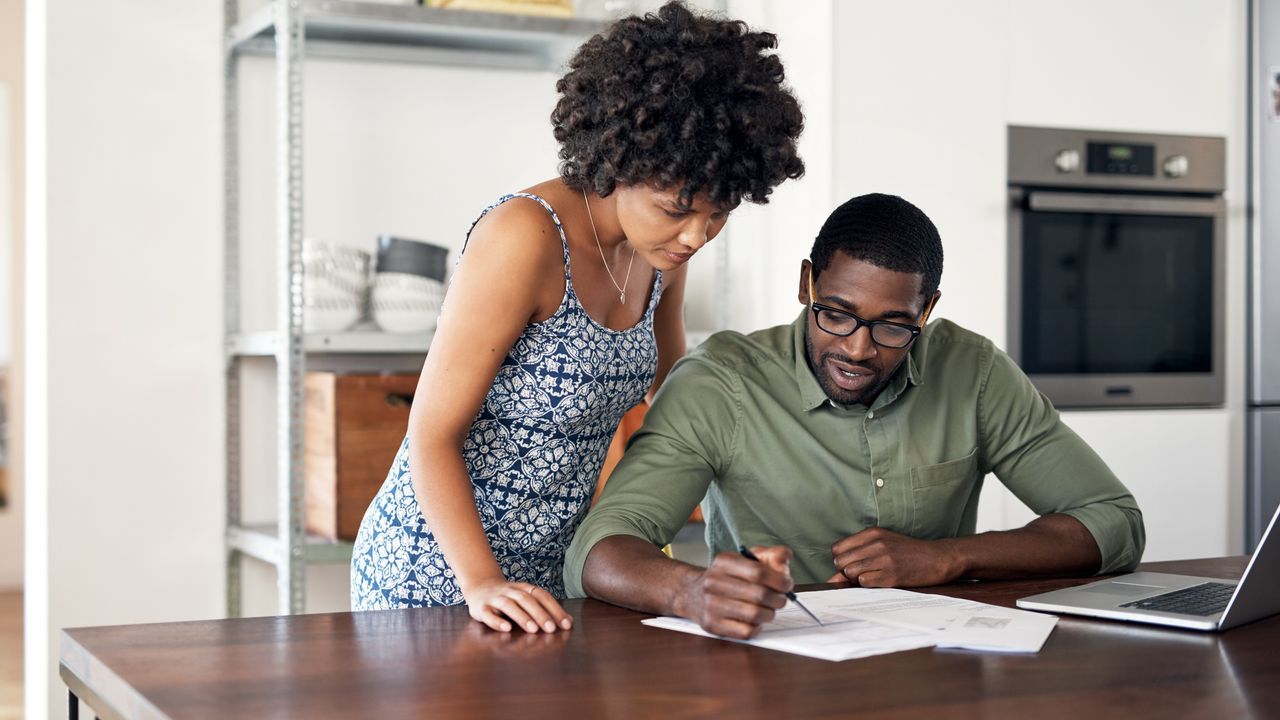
xmin=1163 ymin=155 xmax=1189 ymax=178
xmin=1054 ymin=149 xmax=1080 ymax=174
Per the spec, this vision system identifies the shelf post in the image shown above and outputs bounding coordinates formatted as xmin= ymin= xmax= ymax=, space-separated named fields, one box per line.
xmin=224 ymin=0 xmax=244 ymax=619
xmin=276 ymin=0 xmax=308 ymax=616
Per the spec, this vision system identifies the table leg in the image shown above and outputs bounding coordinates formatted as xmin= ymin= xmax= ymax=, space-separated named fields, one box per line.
xmin=68 ymin=689 xmax=78 ymax=720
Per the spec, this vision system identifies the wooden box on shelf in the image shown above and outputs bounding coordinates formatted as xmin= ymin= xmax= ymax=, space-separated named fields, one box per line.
xmin=305 ymin=372 xmax=418 ymax=541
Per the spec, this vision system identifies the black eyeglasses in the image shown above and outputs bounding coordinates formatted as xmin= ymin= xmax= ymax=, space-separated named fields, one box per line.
xmin=807 ymin=273 xmax=931 ymax=349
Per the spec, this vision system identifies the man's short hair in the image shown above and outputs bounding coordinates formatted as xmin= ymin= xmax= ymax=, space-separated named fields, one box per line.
xmin=809 ymin=193 xmax=944 ymax=298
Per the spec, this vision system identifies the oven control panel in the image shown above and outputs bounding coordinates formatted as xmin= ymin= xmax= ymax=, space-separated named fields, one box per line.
xmin=1009 ymin=125 xmax=1224 ymax=193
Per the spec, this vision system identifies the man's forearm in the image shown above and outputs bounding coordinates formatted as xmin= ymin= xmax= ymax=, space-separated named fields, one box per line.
xmin=581 ymin=535 xmax=705 ymax=617
xmin=949 ymin=513 xmax=1102 ymax=580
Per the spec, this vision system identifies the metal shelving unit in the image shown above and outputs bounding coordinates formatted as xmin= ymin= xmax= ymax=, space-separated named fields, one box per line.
xmin=223 ymin=0 xmax=604 ymax=616
xmin=229 ymin=329 xmax=436 ymax=356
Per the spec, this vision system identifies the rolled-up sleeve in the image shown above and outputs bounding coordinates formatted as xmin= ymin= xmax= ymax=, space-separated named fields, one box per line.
xmin=563 ymin=351 xmax=741 ymax=598
xmin=978 ymin=347 xmax=1146 ymax=574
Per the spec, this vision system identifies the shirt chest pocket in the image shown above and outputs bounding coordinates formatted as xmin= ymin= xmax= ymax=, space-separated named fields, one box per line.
xmin=909 ymin=448 xmax=979 ymax=540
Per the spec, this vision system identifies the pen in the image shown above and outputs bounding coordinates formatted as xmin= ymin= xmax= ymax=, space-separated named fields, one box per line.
xmin=738 ymin=545 xmax=824 ymax=626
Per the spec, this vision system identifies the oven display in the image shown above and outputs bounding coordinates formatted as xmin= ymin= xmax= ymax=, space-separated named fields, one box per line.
xmin=1087 ymin=142 xmax=1155 ymax=176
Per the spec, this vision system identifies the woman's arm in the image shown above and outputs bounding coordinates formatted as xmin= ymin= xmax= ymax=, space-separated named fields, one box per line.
xmin=405 ymin=199 xmax=572 ymax=633
xmin=648 ymin=262 xmax=688 ymax=402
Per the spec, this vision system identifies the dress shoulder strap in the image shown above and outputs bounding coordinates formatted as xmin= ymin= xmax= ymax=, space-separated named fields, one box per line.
xmin=461 ymin=193 xmax=572 ymax=277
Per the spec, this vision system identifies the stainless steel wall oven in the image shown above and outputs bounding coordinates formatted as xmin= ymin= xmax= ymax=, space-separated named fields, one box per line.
xmin=1007 ymin=126 xmax=1226 ymax=408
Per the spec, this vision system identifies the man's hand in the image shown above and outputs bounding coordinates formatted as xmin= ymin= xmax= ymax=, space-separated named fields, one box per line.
xmin=676 ymin=545 xmax=794 ymax=639
xmin=826 ymin=527 xmax=962 ymax=587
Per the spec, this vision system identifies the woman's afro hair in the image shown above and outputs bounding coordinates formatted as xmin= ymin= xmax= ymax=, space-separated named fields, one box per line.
xmin=552 ymin=1 xmax=805 ymax=208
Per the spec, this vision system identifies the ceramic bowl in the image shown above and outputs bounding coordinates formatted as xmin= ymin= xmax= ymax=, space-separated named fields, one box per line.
xmin=304 ymin=284 xmax=363 ymax=333
xmin=371 ymin=272 xmax=446 ymax=333
xmin=304 ymin=238 xmax=370 ymax=295
xmin=376 ymin=236 xmax=449 ymax=281
xmin=303 ymin=238 xmax=371 ymax=331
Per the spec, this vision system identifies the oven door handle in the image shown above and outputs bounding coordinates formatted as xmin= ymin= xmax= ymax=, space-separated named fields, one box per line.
xmin=1026 ymin=192 xmax=1223 ymax=217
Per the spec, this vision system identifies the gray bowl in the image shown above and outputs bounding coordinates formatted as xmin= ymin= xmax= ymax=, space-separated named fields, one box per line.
xmin=376 ymin=235 xmax=448 ymax=281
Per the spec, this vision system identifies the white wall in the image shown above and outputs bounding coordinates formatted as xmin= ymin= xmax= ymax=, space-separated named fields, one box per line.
xmin=1 ymin=88 xmax=12 ymax=366
xmin=0 ymin=85 xmax=20 ymax=592
xmin=0 ymin=0 xmax=24 ymax=592
xmin=829 ymin=0 xmax=1248 ymax=561
xmin=27 ymin=1 xmax=226 ymax=717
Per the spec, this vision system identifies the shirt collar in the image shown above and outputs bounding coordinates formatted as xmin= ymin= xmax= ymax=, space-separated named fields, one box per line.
xmin=790 ymin=309 xmax=926 ymax=413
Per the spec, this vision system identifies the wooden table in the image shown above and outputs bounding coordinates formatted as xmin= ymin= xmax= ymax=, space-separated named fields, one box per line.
xmin=60 ymin=557 xmax=1280 ymax=719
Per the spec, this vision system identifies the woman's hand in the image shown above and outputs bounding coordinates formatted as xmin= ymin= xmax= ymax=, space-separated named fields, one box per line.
xmin=464 ymin=578 xmax=574 ymax=633
xmin=453 ymin=621 xmax=571 ymax=660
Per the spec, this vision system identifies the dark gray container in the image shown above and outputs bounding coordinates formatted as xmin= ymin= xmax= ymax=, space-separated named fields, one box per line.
xmin=376 ymin=235 xmax=449 ymax=281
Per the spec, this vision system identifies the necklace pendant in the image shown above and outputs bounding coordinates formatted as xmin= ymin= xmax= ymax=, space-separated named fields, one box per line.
xmin=620 ymin=291 xmax=627 ymax=304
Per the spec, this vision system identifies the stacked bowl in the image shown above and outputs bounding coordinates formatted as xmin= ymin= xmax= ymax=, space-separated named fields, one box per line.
xmin=372 ymin=236 xmax=448 ymax=333
xmin=303 ymin=238 xmax=371 ymax=333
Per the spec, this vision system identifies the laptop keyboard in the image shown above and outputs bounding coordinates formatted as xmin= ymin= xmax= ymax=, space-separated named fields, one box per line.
xmin=1119 ymin=582 xmax=1236 ymax=616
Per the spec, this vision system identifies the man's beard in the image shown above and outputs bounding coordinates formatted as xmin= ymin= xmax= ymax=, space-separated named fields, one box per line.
xmin=804 ymin=330 xmax=895 ymax=407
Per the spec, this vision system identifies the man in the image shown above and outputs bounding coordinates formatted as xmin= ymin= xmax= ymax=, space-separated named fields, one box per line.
xmin=564 ymin=193 xmax=1145 ymax=640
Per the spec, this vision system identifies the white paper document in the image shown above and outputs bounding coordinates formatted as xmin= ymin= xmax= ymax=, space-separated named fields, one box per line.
xmin=641 ymin=587 xmax=1057 ymax=661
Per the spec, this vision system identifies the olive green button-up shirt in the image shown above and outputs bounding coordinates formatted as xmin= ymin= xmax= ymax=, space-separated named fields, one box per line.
xmin=564 ymin=312 xmax=1145 ymax=596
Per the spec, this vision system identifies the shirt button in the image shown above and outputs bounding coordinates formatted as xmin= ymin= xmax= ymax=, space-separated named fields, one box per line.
xmin=867 ymin=410 xmax=875 ymax=420
xmin=875 ymin=478 xmax=885 ymax=488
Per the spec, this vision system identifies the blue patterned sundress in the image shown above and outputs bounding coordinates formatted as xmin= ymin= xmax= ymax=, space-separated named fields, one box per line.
xmin=350 ymin=193 xmax=663 ymax=609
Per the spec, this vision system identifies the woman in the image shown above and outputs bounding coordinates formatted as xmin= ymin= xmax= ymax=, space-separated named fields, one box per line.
xmin=351 ymin=1 xmax=804 ymax=632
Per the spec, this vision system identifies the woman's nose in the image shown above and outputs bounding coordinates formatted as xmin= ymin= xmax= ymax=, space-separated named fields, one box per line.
xmin=678 ymin=223 xmax=710 ymax=251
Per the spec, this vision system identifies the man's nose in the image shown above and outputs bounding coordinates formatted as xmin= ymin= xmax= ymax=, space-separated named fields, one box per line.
xmin=838 ymin=324 xmax=878 ymax=362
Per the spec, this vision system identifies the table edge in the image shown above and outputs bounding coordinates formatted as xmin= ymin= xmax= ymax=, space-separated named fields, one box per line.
xmin=61 ymin=630 xmax=173 ymax=720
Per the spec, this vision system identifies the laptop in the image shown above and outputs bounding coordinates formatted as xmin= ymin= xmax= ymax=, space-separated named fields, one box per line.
xmin=1016 ymin=503 xmax=1280 ymax=631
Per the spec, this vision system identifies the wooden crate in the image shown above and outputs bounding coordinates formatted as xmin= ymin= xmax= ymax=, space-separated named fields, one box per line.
xmin=305 ymin=372 xmax=418 ymax=541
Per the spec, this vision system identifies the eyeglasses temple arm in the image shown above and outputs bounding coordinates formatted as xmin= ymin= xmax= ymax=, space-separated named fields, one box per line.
xmin=919 ymin=293 xmax=939 ymax=326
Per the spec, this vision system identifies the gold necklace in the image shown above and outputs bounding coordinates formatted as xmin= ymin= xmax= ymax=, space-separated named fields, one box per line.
xmin=582 ymin=188 xmax=637 ymax=304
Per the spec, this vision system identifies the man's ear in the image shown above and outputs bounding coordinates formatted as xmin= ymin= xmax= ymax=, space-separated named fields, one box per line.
xmin=798 ymin=260 xmax=812 ymax=305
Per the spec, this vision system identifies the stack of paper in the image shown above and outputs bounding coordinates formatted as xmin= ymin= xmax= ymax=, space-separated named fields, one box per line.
xmin=641 ymin=587 xmax=1057 ymax=662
